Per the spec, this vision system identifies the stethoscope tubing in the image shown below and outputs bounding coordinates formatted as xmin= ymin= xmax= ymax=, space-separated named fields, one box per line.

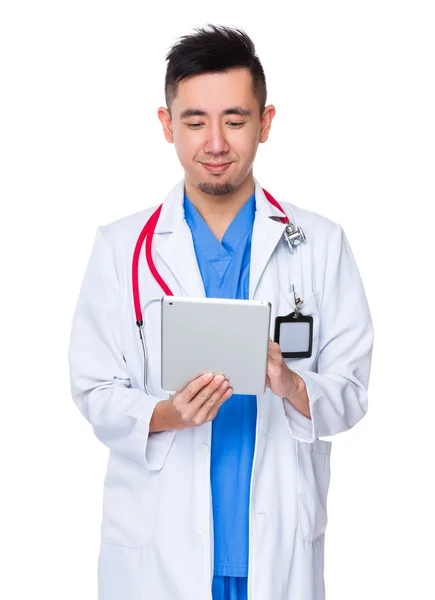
xmin=132 ymin=188 xmax=289 ymax=325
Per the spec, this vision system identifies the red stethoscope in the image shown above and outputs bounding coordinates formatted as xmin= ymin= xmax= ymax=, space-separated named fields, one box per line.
xmin=131 ymin=188 xmax=306 ymax=394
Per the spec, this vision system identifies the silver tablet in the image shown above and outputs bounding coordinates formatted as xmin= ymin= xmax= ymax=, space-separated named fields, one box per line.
xmin=161 ymin=296 xmax=271 ymax=396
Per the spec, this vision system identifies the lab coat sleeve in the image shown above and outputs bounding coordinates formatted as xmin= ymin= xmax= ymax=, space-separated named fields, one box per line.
xmin=283 ymin=224 xmax=374 ymax=442
xmin=68 ymin=227 xmax=176 ymax=471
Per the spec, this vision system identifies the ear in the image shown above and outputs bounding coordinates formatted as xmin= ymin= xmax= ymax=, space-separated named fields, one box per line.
xmin=157 ymin=107 xmax=174 ymax=143
xmin=259 ymin=104 xmax=276 ymax=143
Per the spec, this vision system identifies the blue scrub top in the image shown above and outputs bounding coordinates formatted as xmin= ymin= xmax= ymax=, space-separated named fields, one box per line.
xmin=184 ymin=190 xmax=257 ymax=579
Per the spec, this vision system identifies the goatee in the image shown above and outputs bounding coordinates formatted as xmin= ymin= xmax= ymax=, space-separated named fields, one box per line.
xmin=197 ymin=181 xmax=236 ymax=196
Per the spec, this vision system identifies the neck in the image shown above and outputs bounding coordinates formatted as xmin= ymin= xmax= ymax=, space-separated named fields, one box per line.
xmin=184 ymin=172 xmax=255 ymax=226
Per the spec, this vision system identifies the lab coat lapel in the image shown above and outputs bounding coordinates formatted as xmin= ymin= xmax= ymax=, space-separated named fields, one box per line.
xmin=153 ymin=180 xmax=206 ymax=298
xmin=152 ymin=178 xmax=288 ymax=300
xmin=249 ymin=180 xmax=288 ymax=299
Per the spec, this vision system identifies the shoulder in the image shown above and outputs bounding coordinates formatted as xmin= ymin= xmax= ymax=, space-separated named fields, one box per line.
xmin=96 ymin=204 xmax=161 ymax=259
xmin=278 ymin=200 xmax=345 ymax=255
xmin=87 ymin=205 xmax=162 ymax=276
xmin=281 ymin=201 xmax=342 ymax=236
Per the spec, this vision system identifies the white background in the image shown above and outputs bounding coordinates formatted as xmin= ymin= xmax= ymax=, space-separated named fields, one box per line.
xmin=1 ymin=1 xmax=434 ymax=598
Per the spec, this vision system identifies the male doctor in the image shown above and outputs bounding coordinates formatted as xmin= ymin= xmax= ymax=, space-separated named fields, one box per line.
xmin=68 ymin=24 xmax=374 ymax=600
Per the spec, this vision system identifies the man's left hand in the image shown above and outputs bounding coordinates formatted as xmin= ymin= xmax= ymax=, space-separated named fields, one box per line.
xmin=266 ymin=338 xmax=311 ymax=419
xmin=266 ymin=338 xmax=299 ymax=398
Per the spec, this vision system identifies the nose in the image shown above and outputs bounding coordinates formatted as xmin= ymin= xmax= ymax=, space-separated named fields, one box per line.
xmin=203 ymin=122 xmax=230 ymax=156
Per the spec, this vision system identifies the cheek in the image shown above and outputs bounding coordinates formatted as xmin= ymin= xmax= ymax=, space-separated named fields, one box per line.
xmin=173 ymin=129 xmax=202 ymax=162
xmin=231 ymin=129 xmax=259 ymax=160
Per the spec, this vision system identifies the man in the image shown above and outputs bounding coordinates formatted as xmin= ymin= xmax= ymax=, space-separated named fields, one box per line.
xmin=68 ymin=25 xmax=373 ymax=600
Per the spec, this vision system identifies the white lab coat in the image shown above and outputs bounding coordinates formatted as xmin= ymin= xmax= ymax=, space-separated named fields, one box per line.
xmin=68 ymin=178 xmax=373 ymax=600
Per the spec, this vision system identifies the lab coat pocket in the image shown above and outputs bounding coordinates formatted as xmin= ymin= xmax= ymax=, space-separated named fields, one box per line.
xmin=297 ymin=440 xmax=331 ymax=542
xmin=101 ymin=453 xmax=156 ymax=548
xmin=276 ymin=290 xmax=320 ymax=370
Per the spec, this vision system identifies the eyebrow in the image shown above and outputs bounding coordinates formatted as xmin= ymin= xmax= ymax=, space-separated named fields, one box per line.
xmin=180 ymin=106 xmax=251 ymax=119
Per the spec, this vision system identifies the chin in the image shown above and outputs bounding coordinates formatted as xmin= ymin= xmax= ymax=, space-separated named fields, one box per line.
xmin=197 ymin=180 xmax=236 ymax=196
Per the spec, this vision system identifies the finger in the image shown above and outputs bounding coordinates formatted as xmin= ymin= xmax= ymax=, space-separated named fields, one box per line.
xmin=268 ymin=338 xmax=280 ymax=350
xmin=186 ymin=374 xmax=226 ymax=414
xmin=175 ymin=375 xmax=226 ymax=424
xmin=197 ymin=374 xmax=227 ymax=407
xmin=268 ymin=342 xmax=283 ymax=362
xmin=193 ymin=381 xmax=232 ymax=425
xmin=202 ymin=386 xmax=233 ymax=423
xmin=181 ymin=372 xmax=215 ymax=402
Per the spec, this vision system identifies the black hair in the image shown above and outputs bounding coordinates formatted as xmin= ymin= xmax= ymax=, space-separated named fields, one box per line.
xmin=164 ymin=24 xmax=267 ymax=116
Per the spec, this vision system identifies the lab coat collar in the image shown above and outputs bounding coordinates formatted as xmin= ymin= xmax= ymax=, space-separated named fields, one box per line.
xmin=153 ymin=178 xmax=288 ymax=299
xmin=154 ymin=178 xmax=287 ymax=233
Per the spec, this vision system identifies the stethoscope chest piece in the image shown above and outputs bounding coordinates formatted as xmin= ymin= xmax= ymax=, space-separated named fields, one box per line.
xmin=284 ymin=223 xmax=306 ymax=251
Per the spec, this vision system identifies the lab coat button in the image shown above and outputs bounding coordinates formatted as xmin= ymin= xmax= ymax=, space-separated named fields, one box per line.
xmin=198 ymin=444 xmax=210 ymax=456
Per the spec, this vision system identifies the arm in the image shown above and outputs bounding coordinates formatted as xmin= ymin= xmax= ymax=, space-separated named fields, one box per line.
xmin=68 ymin=227 xmax=176 ymax=470
xmin=283 ymin=372 xmax=311 ymax=419
xmin=150 ymin=399 xmax=180 ymax=432
xmin=283 ymin=224 xmax=374 ymax=442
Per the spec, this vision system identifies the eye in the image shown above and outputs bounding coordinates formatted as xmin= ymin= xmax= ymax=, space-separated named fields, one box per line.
xmin=227 ymin=122 xmax=246 ymax=128
xmin=186 ymin=123 xmax=204 ymax=129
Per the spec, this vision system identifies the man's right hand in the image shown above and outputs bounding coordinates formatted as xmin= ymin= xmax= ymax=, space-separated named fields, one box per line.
xmin=149 ymin=373 xmax=233 ymax=433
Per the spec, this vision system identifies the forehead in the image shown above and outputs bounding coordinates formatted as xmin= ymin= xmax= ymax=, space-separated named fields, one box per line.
xmin=172 ymin=68 xmax=257 ymax=115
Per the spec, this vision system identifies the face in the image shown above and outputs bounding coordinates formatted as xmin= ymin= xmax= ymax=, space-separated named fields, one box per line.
xmin=158 ymin=68 xmax=275 ymax=196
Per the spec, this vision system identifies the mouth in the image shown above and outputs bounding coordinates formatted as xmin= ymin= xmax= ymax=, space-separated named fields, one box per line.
xmin=200 ymin=162 xmax=232 ymax=174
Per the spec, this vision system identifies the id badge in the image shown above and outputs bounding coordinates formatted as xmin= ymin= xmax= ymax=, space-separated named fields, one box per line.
xmin=274 ymin=311 xmax=313 ymax=358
